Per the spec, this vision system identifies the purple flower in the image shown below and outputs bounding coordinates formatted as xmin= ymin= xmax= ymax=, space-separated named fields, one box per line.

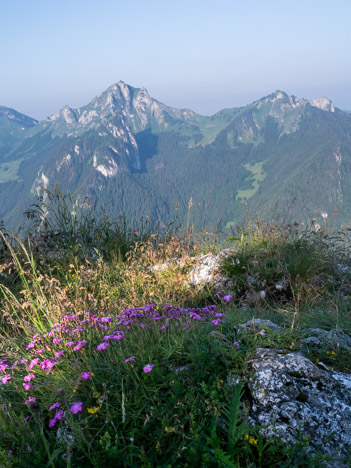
xmin=49 ymin=402 xmax=60 ymax=411
xmin=124 ymin=356 xmax=136 ymax=363
xmin=215 ymin=313 xmax=227 ymax=318
xmin=26 ymin=358 xmax=40 ymax=371
xmin=214 ymin=291 xmax=222 ymax=298
xmin=1 ymin=374 xmax=11 ymax=384
xmin=53 ymin=337 xmax=63 ymax=344
xmin=54 ymin=350 xmax=65 ymax=359
xmin=81 ymin=372 xmax=92 ymax=380
xmin=0 ymin=363 xmax=8 ymax=372
xmin=24 ymin=373 xmax=35 ymax=382
xmin=73 ymin=341 xmax=87 ymax=351
xmin=234 ymin=341 xmax=240 ymax=350
xmin=100 ymin=317 xmax=112 ymax=322
xmin=70 ymin=402 xmax=83 ymax=414
xmin=26 ymin=341 xmax=36 ymax=350
xmin=40 ymin=359 xmax=56 ymax=371
xmin=65 ymin=341 xmax=77 ymax=347
xmin=258 ymin=329 xmax=266 ymax=336
xmin=189 ymin=312 xmax=202 ymax=320
xmin=25 ymin=396 xmax=38 ymax=409
xmin=211 ymin=319 xmax=222 ymax=326
xmin=55 ymin=409 xmax=64 ymax=420
xmin=97 ymin=342 xmax=109 ymax=351
xmin=49 ymin=417 xmax=58 ymax=428
xmin=143 ymin=364 xmax=155 ymax=373
xmin=48 ymin=410 xmax=64 ymax=428
xmin=223 ymin=294 xmax=233 ymax=302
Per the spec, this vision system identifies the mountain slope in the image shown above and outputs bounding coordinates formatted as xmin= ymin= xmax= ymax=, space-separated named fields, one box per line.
xmin=1 ymin=83 xmax=351 ymax=230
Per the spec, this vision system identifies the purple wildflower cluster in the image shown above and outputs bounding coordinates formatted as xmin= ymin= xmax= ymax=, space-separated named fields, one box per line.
xmin=0 ymin=302 xmax=230 ymax=429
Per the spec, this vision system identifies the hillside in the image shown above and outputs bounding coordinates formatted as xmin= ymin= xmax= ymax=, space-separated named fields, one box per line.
xmin=0 ymin=199 xmax=350 ymax=466
xmin=1 ymin=83 xmax=351 ymax=231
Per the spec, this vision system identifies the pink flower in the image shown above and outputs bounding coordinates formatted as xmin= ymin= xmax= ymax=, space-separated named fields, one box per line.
xmin=258 ymin=329 xmax=266 ymax=336
xmin=124 ymin=356 xmax=136 ymax=363
xmin=1 ymin=374 xmax=11 ymax=384
xmin=81 ymin=372 xmax=91 ymax=380
xmin=23 ymin=382 xmax=33 ymax=391
xmin=0 ymin=363 xmax=8 ymax=372
xmin=70 ymin=402 xmax=83 ymax=414
xmin=97 ymin=342 xmax=109 ymax=351
xmin=143 ymin=364 xmax=155 ymax=373
xmin=24 ymin=373 xmax=35 ymax=382
xmin=34 ymin=349 xmax=45 ymax=355
xmin=49 ymin=402 xmax=60 ymax=411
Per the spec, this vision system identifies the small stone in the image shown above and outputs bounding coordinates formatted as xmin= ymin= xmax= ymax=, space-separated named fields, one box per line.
xmin=237 ymin=318 xmax=279 ymax=334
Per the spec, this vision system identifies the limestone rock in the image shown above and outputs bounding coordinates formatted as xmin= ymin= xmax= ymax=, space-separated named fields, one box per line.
xmin=302 ymin=328 xmax=351 ymax=350
xmin=247 ymin=348 xmax=351 ymax=461
xmin=187 ymin=249 xmax=236 ymax=291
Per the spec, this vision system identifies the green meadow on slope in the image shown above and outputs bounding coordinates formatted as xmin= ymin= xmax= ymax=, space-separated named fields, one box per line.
xmin=0 ymin=191 xmax=350 ymax=467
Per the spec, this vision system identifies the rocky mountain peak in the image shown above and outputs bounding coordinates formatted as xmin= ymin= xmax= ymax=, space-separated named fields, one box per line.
xmin=310 ymin=97 xmax=335 ymax=112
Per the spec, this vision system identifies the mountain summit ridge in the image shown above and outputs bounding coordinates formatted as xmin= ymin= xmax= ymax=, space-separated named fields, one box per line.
xmin=0 ymin=82 xmax=350 ymax=231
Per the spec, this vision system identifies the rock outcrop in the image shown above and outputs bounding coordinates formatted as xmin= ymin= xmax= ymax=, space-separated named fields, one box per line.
xmin=247 ymin=348 xmax=351 ymax=462
xmin=187 ymin=249 xmax=236 ymax=291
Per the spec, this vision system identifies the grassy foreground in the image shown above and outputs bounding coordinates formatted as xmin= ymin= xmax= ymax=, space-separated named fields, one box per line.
xmin=0 ymin=190 xmax=351 ymax=467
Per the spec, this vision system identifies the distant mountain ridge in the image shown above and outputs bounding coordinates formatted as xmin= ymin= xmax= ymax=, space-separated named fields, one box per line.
xmin=1 ymin=82 xmax=351 ymax=231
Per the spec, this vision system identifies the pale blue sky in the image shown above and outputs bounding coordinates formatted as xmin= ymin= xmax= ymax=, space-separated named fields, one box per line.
xmin=1 ymin=0 xmax=350 ymax=119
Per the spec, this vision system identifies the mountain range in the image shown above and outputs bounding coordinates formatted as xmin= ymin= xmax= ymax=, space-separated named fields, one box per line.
xmin=1 ymin=81 xmax=351 ymax=231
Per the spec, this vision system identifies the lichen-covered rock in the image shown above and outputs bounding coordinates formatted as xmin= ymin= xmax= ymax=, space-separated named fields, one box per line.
xmin=247 ymin=348 xmax=351 ymax=462
xmin=302 ymin=328 xmax=351 ymax=350
xmin=237 ymin=318 xmax=279 ymax=334
xmin=187 ymin=249 xmax=236 ymax=291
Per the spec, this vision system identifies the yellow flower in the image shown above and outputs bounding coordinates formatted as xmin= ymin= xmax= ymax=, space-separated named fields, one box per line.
xmin=164 ymin=426 xmax=176 ymax=433
xmin=93 ymin=392 xmax=101 ymax=399
xmin=331 ymin=351 xmax=336 ymax=355
xmin=244 ymin=434 xmax=258 ymax=445
xmin=155 ymin=441 xmax=162 ymax=453
xmin=87 ymin=407 xmax=99 ymax=414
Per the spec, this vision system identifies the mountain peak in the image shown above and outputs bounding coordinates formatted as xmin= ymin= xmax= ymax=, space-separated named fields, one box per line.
xmin=310 ymin=97 xmax=335 ymax=113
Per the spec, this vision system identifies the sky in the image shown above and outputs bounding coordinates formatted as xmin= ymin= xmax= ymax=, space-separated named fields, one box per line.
xmin=1 ymin=0 xmax=351 ymax=120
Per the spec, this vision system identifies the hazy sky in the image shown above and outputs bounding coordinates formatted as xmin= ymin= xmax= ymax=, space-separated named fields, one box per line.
xmin=1 ymin=0 xmax=350 ymax=120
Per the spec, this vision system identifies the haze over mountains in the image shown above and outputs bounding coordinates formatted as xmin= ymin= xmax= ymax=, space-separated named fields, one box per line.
xmin=1 ymin=81 xmax=351 ymax=231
